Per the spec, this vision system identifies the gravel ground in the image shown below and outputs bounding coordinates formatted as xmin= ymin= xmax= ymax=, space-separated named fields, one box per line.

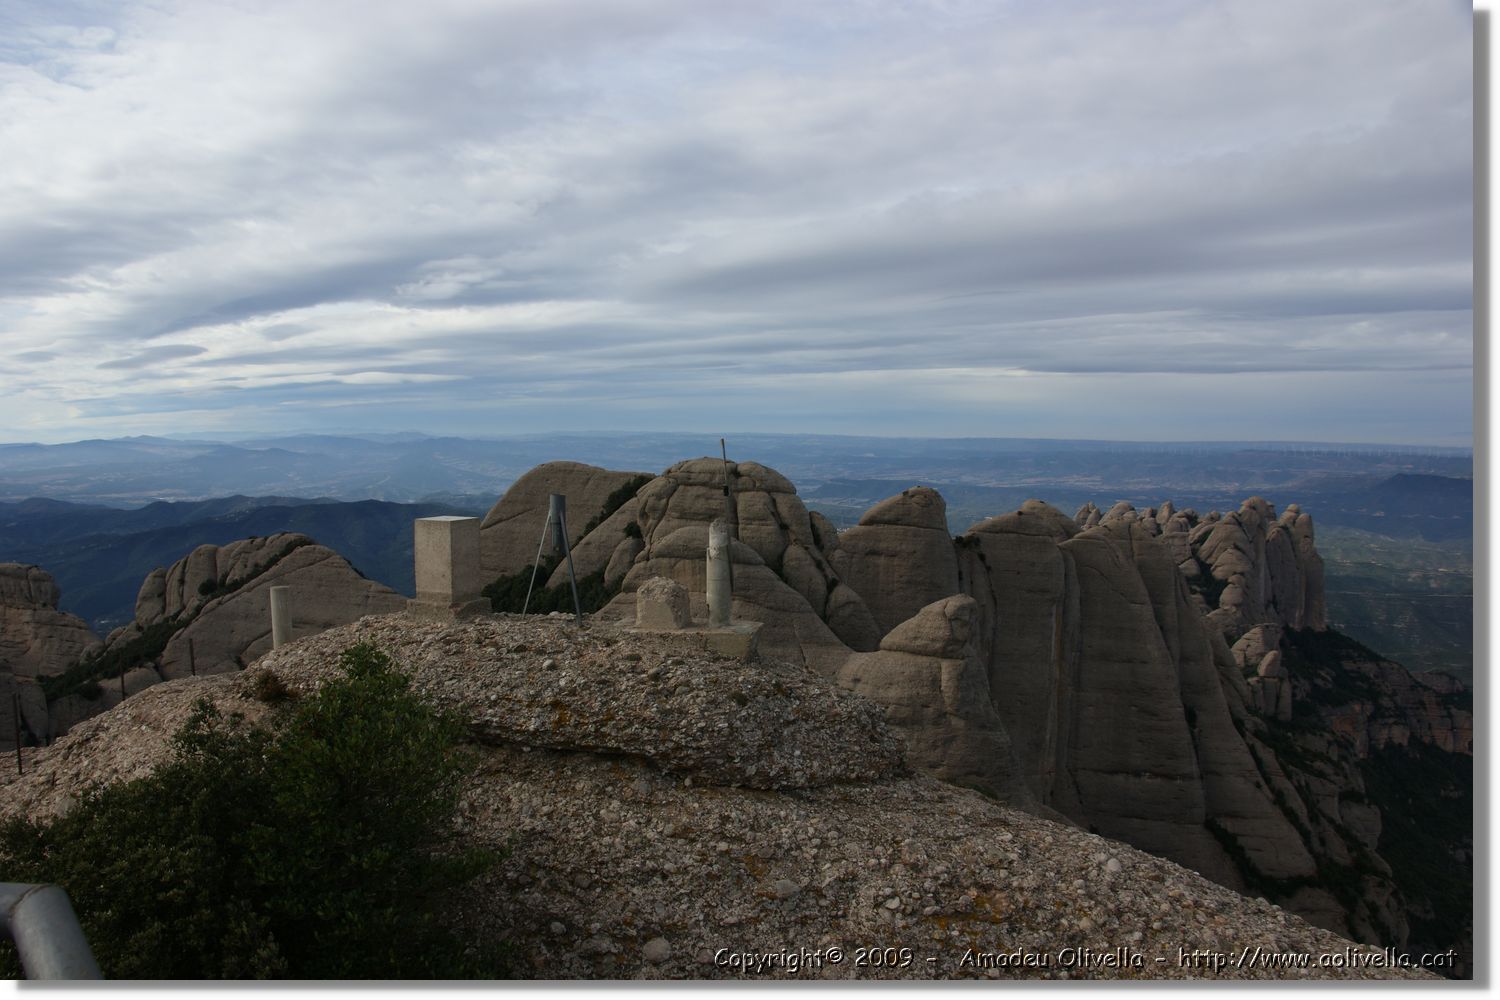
xmin=0 ymin=612 xmax=1435 ymax=981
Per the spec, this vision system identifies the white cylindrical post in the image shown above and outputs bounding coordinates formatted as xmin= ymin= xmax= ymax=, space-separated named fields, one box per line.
xmin=706 ymin=518 xmax=731 ymax=628
xmin=269 ymin=585 xmax=292 ymax=648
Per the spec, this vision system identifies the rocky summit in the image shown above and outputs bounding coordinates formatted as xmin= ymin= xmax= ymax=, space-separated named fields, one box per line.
xmin=0 ymin=455 xmax=1471 ymax=979
xmin=483 ymin=458 xmax=1471 ymax=972
xmin=0 ymin=614 xmax=1431 ymax=981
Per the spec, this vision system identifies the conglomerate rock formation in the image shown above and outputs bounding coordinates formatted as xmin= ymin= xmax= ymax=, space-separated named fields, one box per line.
xmin=0 ymin=564 xmax=102 ymax=678
xmin=32 ymin=533 xmax=406 ymax=739
xmin=0 ymin=563 xmax=102 ymax=751
xmin=471 ymin=457 xmax=1469 ymax=967
xmin=479 ymin=461 xmax=653 ymax=579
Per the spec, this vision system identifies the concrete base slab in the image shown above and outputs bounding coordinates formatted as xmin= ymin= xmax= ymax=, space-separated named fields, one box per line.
xmin=406 ymin=597 xmax=492 ymax=622
xmin=628 ymin=621 xmax=762 ymax=663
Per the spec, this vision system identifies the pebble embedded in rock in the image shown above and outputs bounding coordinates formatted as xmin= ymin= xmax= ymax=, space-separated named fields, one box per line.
xmin=643 ymin=937 xmax=671 ymax=963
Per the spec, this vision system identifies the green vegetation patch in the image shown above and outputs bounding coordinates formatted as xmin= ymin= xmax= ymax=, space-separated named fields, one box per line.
xmin=40 ymin=618 xmax=186 ymax=703
xmin=1279 ymin=628 xmax=1387 ymax=709
xmin=195 ymin=536 xmax=315 ymax=603
xmin=579 ymin=474 xmax=652 ymax=538
xmin=1 ymin=644 xmax=506 ymax=979
xmin=1359 ymin=741 xmax=1472 ymax=965
xmin=484 ymin=556 xmax=617 ymax=615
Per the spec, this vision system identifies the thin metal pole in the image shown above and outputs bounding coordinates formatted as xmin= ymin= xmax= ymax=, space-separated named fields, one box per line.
xmin=12 ymin=692 xmax=21 ymax=776
xmin=557 ymin=503 xmax=583 ymax=624
xmin=521 ymin=505 xmax=552 ymax=615
xmin=720 ymin=439 xmax=735 ymax=591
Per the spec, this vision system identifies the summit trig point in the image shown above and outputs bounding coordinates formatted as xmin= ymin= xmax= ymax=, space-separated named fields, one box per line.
xmin=408 ymin=515 xmax=490 ymax=620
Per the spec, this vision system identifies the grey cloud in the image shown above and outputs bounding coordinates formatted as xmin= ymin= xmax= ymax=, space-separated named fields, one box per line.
xmin=96 ymin=344 xmax=208 ymax=369
xmin=260 ymin=323 xmax=311 ymax=342
xmin=1 ymin=0 xmax=1473 ymax=445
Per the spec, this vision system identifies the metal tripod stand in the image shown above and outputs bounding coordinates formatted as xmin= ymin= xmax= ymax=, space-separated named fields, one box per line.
xmin=522 ymin=493 xmax=583 ymax=623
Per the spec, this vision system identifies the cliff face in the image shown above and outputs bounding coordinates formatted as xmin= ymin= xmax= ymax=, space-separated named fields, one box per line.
xmin=953 ymin=512 xmax=1320 ymax=897
xmin=474 ymin=459 xmax=1468 ymax=969
xmin=479 ymin=461 xmax=654 ymax=579
xmin=0 ymin=563 xmax=102 ymax=679
xmin=0 ymin=563 xmax=102 ymax=750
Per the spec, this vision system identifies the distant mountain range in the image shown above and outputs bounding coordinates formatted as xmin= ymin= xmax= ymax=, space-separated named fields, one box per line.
xmin=0 ymin=432 xmax=1471 ymax=515
xmin=0 ymin=433 xmax=1472 ymax=677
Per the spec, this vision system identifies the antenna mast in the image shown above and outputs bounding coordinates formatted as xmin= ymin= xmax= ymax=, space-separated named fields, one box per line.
xmin=720 ymin=438 xmax=734 ymax=589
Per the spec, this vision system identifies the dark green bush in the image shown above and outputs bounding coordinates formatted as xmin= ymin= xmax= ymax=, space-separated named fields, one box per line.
xmin=42 ymin=619 xmax=187 ymax=703
xmin=1 ymin=644 xmax=505 ymax=980
xmin=579 ymin=475 xmax=652 ymax=537
xmin=483 ymin=559 xmax=615 ymax=615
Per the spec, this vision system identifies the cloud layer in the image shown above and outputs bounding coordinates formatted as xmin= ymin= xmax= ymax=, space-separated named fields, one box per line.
xmin=0 ymin=0 xmax=1474 ymax=445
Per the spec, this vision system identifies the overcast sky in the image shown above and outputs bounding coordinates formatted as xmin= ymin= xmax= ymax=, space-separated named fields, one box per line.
xmin=0 ymin=0 xmax=1474 ymax=446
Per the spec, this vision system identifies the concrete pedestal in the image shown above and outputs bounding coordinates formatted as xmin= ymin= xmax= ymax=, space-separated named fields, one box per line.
xmin=408 ymin=516 xmax=490 ymax=621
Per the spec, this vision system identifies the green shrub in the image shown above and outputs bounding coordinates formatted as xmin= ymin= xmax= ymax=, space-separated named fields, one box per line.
xmin=483 ymin=559 xmax=616 ymax=615
xmin=42 ymin=619 xmax=187 ymax=703
xmin=0 ymin=644 xmax=505 ymax=980
xmin=579 ymin=474 xmax=652 ymax=537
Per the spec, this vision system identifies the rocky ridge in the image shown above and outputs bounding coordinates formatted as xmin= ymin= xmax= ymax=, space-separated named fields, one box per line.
xmin=0 ymin=564 xmax=103 ymax=755
xmin=469 ymin=459 xmax=1469 ymax=966
xmin=0 ymin=613 xmax=1432 ymax=981
xmin=29 ymin=534 xmax=406 ymax=740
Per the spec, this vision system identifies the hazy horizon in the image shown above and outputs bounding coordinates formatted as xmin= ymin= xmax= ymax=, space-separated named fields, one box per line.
xmin=0 ymin=427 xmax=1477 ymax=454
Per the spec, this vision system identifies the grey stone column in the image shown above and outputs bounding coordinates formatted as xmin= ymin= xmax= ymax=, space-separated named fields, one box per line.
xmin=707 ymin=518 xmax=731 ymax=628
xmin=269 ymin=585 xmax=292 ymax=648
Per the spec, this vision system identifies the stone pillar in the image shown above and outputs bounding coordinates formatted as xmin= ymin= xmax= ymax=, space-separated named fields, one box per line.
xmin=269 ymin=585 xmax=292 ymax=648
xmin=707 ymin=518 xmax=731 ymax=628
xmin=636 ymin=577 xmax=691 ymax=630
xmin=409 ymin=516 xmax=490 ymax=621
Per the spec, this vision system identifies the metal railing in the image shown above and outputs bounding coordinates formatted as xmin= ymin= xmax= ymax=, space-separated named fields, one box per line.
xmin=0 ymin=883 xmax=102 ymax=979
